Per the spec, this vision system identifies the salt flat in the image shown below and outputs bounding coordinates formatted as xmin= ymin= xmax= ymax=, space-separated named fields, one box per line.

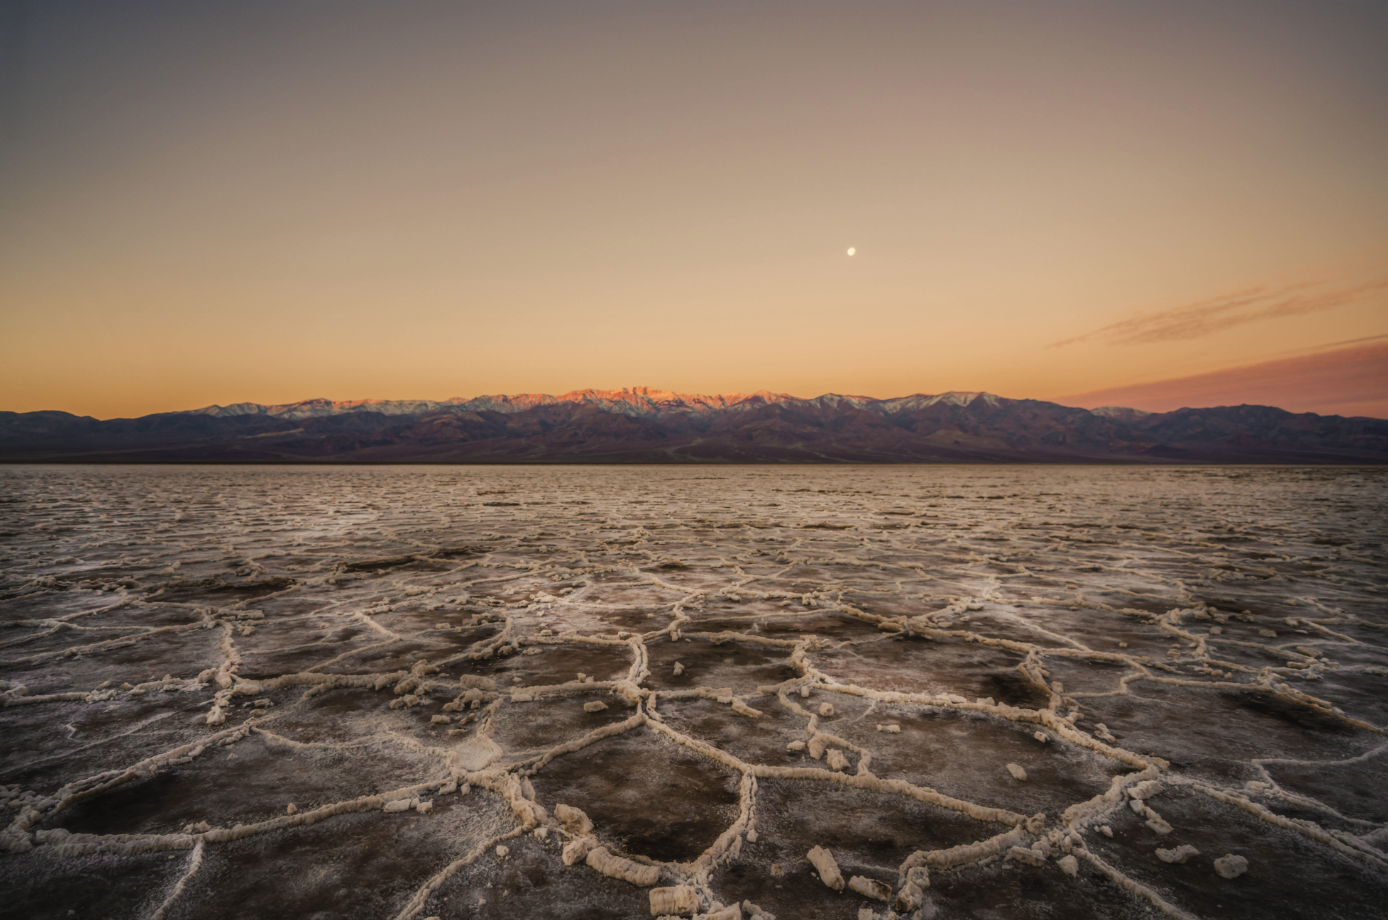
xmin=1 ymin=464 xmax=1385 ymax=920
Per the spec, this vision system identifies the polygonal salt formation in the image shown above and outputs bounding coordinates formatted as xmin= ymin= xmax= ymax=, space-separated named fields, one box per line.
xmin=3 ymin=466 xmax=1386 ymax=920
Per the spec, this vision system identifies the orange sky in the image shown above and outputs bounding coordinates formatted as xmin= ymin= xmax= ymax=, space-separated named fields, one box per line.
xmin=2 ymin=1 xmax=1386 ymax=419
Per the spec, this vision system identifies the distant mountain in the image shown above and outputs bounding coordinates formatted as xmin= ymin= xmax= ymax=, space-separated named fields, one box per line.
xmin=2 ymin=388 xmax=1385 ymax=463
xmin=188 ymin=387 xmax=801 ymax=420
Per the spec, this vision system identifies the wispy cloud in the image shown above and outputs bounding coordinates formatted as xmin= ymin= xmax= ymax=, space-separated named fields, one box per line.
xmin=1050 ymin=279 xmax=1388 ymax=348
xmin=1057 ymin=340 xmax=1388 ymax=418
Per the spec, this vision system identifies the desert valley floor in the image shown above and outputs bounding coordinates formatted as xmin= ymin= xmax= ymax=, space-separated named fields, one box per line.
xmin=1 ymin=464 xmax=1386 ymax=920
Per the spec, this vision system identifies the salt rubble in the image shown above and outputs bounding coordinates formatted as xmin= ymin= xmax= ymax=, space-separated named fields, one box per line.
xmin=807 ymin=845 xmax=845 ymax=890
xmin=1 ymin=465 xmax=1385 ymax=920
xmin=847 ymin=874 xmax=891 ymax=901
xmin=1214 ymin=854 xmax=1249 ymax=879
xmin=1156 ymin=844 xmax=1200 ymax=864
xmin=649 ymin=885 xmax=700 ymax=915
xmin=587 ymin=845 xmax=661 ymax=886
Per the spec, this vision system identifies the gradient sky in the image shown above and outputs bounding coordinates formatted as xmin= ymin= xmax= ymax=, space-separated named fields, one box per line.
xmin=2 ymin=0 xmax=1386 ymax=419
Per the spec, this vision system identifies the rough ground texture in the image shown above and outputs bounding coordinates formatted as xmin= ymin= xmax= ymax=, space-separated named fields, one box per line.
xmin=1 ymin=464 xmax=1385 ymax=920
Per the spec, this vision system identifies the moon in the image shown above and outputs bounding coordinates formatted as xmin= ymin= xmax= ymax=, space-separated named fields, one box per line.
xmin=846 ymin=247 xmax=856 ymax=256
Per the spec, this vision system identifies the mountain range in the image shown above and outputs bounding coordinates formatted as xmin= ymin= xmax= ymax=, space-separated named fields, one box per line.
xmin=2 ymin=387 xmax=1385 ymax=463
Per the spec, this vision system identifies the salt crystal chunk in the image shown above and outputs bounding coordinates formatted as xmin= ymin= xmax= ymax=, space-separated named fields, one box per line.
xmin=826 ymin=749 xmax=850 ymax=772
xmin=818 ymin=702 xmax=835 ymax=717
xmin=586 ymin=845 xmax=660 ymax=886
xmin=807 ymin=846 xmax=844 ymax=890
xmin=431 ymin=714 xmax=451 ymax=724
xmin=562 ymin=835 xmax=596 ymax=866
xmin=495 ymin=844 xmax=509 ymax=858
xmin=649 ymin=885 xmax=699 ymax=916
xmin=555 ymin=803 xmax=594 ymax=836
xmin=286 ymin=803 xmax=297 ymax=815
xmin=1214 ymin=854 xmax=1248 ymax=879
xmin=1156 ymin=845 xmax=1199 ymax=864
xmin=383 ymin=799 xmax=411 ymax=813
xmin=1098 ymin=826 xmax=1112 ymax=837
xmin=895 ymin=880 xmax=924 ymax=912
xmin=417 ymin=800 xmax=433 ymax=814
xmin=876 ymin=723 xmax=901 ymax=733
xmin=1007 ymin=763 xmax=1027 ymax=781
xmin=787 ymin=741 xmax=806 ymax=752
xmin=1127 ymin=781 xmax=1163 ymax=800
xmin=672 ymin=662 xmax=684 ymax=676
xmin=1057 ymin=854 xmax=1079 ymax=876
xmin=847 ymin=876 xmax=891 ymax=902
xmin=1033 ymin=731 xmax=1049 ymax=743
xmin=741 ymin=900 xmax=771 ymax=920
xmin=584 ymin=701 xmax=609 ymax=713
xmin=1007 ymin=846 xmax=1046 ymax=866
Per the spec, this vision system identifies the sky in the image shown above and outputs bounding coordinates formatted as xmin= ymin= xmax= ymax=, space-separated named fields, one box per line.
xmin=2 ymin=0 xmax=1386 ymax=420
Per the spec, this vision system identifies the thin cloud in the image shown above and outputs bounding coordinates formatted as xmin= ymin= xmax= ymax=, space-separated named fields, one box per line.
xmin=1264 ymin=331 xmax=1388 ymax=358
xmin=1057 ymin=340 xmax=1388 ymax=418
xmin=1050 ymin=279 xmax=1388 ymax=348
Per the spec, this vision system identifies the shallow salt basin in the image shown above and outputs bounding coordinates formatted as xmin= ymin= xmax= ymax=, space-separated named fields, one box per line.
xmin=0 ymin=463 xmax=1385 ymax=920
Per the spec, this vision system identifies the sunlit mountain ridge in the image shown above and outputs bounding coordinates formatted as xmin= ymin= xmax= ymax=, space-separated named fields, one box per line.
xmin=3 ymin=389 xmax=1384 ymax=463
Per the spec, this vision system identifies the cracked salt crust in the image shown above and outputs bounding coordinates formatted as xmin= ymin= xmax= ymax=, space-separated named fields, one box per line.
xmin=0 ymin=465 xmax=1385 ymax=919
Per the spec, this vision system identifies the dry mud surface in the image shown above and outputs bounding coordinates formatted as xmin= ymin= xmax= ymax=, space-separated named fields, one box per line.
xmin=1 ymin=464 xmax=1386 ymax=920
